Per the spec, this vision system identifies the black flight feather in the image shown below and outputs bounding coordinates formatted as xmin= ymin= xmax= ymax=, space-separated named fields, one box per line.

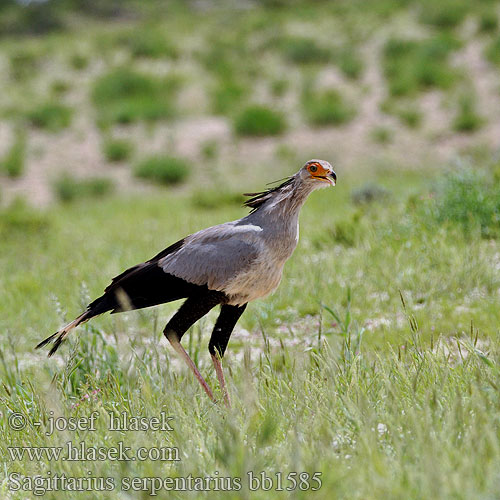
xmin=243 ymin=176 xmax=294 ymax=213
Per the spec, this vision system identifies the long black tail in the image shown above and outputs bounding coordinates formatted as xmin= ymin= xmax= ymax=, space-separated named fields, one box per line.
xmin=36 ymin=260 xmax=210 ymax=356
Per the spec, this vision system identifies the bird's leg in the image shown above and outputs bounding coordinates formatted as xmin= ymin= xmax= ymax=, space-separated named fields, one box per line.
xmin=166 ymin=331 xmax=215 ymax=401
xmin=209 ymin=303 xmax=247 ymax=408
xmin=164 ymin=291 xmax=225 ymax=402
xmin=211 ymin=352 xmax=229 ymax=407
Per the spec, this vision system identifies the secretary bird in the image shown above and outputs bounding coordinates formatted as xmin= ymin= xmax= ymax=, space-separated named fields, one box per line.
xmin=36 ymin=159 xmax=336 ymax=405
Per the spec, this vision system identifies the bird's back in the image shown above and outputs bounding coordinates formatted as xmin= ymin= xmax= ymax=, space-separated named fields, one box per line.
xmin=158 ymin=211 xmax=300 ymax=305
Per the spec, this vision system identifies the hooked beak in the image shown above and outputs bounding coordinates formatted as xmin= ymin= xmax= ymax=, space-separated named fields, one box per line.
xmin=327 ymin=169 xmax=336 ymax=186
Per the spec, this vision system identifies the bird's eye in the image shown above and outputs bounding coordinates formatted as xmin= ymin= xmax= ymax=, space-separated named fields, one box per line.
xmin=309 ymin=165 xmax=318 ymax=173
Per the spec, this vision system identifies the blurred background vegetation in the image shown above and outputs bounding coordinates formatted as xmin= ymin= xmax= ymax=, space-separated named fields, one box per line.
xmin=0 ymin=0 xmax=499 ymax=206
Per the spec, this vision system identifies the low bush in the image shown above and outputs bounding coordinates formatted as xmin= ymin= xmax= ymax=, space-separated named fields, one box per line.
xmin=126 ymin=28 xmax=178 ymax=59
xmin=383 ymin=35 xmax=460 ymax=97
xmin=302 ymin=89 xmax=355 ymax=127
xmin=485 ymin=35 xmax=500 ymax=66
xmin=280 ymin=37 xmax=331 ymax=64
xmin=351 ymin=183 xmax=390 ymax=205
xmin=1 ymin=130 xmax=26 ymax=178
xmin=418 ymin=0 xmax=470 ymax=29
xmin=212 ymin=79 xmax=249 ymax=115
xmin=103 ymin=139 xmax=133 ymax=162
xmin=27 ymin=102 xmax=72 ymax=131
xmin=421 ymin=166 xmax=500 ymax=238
xmin=234 ymin=105 xmax=286 ymax=136
xmin=453 ymin=95 xmax=483 ymax=133
xmin=92 ymin=68 xmax=177 ymax=126
xmin=337 ymin=49 xmax=363 ymax=80
xmin=478 ymin=10 xmax=498 ymax=33
xmin=54 ymin=174 xmax=114 ymax=202
xmin=134 ymin=156 xmax=190 ymax=185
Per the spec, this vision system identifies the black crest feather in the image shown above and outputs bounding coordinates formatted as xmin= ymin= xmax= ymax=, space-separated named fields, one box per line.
xmin=243 ymin=176 xmax=294 ymax=213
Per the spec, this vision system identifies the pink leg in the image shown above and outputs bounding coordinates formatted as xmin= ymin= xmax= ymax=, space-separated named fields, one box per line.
xmin=166 ymin=332 xmax=215 ymax=402
xmin=211 ymin=354 xmax=231 ymax=408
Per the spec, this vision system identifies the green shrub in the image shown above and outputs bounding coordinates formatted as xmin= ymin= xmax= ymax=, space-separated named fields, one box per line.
xmin=429 ymin=167 xmax=500 ymax=238
xmin=54 ymin=174 xmax=114 ymax=202
xmin=478 ymin=10 xmax=498 ymax=33
xmin=337 ymin=49 xmax=363 ymax=80
xmin=2 ymin=130 xmax=26 ymax=178
xmin=351 ymin=183 xmax=390 ymax=205
xmin=280 ymin=37 xmax=331 ymax=64
xmin=397 ymin=107 xmax=422 ymax=128
xmin=200 ymin=140 xmax=218 ymax=161
xmin=303 ymin=89 xmax=355 ymax=126
xmin=453 ymin=95 xmax=483 ymax=133
xmin=69 ymin=53 xmax=89 ymax=70
xmin=383 ymin=36 xmax=460 ymax=97
xmin=103 ymin=139 xmax=133 ymax=162
xmin=485 ymin=36 xmax=500 ymax=66
xmin=51 ymin=80 xmax=71 ymax=96
xmin=371 ymin=126 xmax=392 ymax=144
xmin=0 ymin=1 xmax=63 ymax=36
xmin=92 ymin=68 xmax=177 ymax=125
xmin=418 ymin=0 xmax=470 ymax=28
xmin=212 ymin=79 xmax=248 ymax=115
xmin=127 ymin=28 xmax=178 ymax=59
xmin=234 ymin=105 xmax=286 ymax=136
xmin=27 ymin=102 xmax=72 ymax=131
xmin=381 ymin=99 xmax=422 ymax=128
xmin=134 ymin=156 xmax=190 ymax=185
xmin=331 ymin=210 xmax=364 ymax=246
xmin=9 ymin=48 xmax=39 ymax=81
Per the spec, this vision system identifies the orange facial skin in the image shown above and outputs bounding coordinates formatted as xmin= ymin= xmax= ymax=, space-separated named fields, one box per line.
xmin=306 ymin=162 xmax=335 ymax=184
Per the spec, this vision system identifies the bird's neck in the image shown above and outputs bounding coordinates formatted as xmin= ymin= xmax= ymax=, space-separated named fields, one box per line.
xmin=246 ymin=178 xmax=315 ymax=226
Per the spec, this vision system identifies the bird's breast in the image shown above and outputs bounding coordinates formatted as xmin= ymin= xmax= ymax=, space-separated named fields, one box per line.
xmin=222 ymin=242 xmax=294 ymax=305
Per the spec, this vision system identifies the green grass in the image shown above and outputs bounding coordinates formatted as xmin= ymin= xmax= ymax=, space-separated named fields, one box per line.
xmin=1 ymin=129 xmax=26 ymax=178
xmin=337 ymin=48 xmax=364 ymax=80
xmin=452 ymin=94 xmax=484 ymax=133
xmin=211 ymin=78 xmax=249 ymax=116
xmin=485 ymin=35 xmax=500 ymax=66
xmin=102 ymin=138 xmax=133 ymax=163
xmin=125 ymin=26 xmax=178 ymax=59
xmin=478 ymin=10 xmax=499 ymax=33
xmin=234 ymin=105 xmax=287 ymax=136
xmin=53 ymin=174 xmax=115 ymax=202
xmin=381 ymin=99 xmax=422 ymax=128
xmin=91 ymin=68 xmax=178 ymax=126
xmin=26 ymin=102 xmax=72 ymax=132
xmin=279 ymin=36 xmax=332 ymax=64
xmin=418 ymin=0 xmax=470 ymax=29
xmin=383 ymin=35 xmax=460 ymax=97
xmin=1 ymin=164 xmax=500 ymax=499
xmin=134 ymin=156 xmax=190 ymax=185
xmin=302 ymin=89 xmax=355 ymax=127
xmin=426 ymin=164 xmax=500 ymax=238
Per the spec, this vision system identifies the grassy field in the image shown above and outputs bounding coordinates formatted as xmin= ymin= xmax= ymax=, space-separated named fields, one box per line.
xmin=2 ymin=160 xmax=500 ymax=499
xmin=1 ymin=0 xmax=500 ymax=498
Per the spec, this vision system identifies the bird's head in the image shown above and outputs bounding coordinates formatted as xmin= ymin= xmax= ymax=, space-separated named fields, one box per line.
xmin=299 ymin=159 xmax=336 ymax=188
